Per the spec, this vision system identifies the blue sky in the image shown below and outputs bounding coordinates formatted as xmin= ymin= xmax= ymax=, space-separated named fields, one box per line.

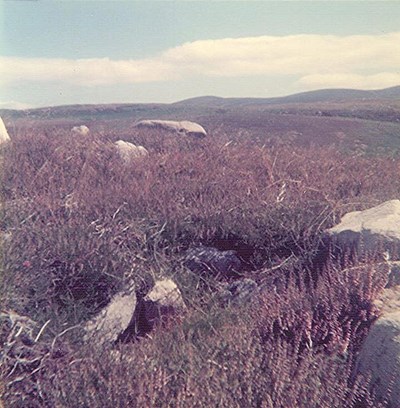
xmin=1 ymin=1 xmax=400 ymax=108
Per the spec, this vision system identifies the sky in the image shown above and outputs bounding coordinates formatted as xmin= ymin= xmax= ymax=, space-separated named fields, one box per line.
xmin=1 ymin=1 xmax=400 ymax=109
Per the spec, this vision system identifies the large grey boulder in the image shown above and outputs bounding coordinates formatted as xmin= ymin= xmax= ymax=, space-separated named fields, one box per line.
xmin=84 ymin=284 xmax=137 ymax=346
xmin=326 ymin=200 xmax=400 ymax=250
xmin=114 ymin=140 xmax=148 ymax=164
xmin=356 ymin=286 xmax=400 ymax=406
xmin=325 ymin=200 xmax=400 ymax=285
xmin=135 ymin=119 xmax=207 ymax=138
xmin=184 ymin=246 xmax=242 ymax=279
xmin=0 ymin=116 xmax=11 ymax=145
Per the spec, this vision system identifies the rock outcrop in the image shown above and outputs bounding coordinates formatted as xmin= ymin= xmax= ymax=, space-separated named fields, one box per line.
xmin=135 ymin=120 xmax=207 ymax=138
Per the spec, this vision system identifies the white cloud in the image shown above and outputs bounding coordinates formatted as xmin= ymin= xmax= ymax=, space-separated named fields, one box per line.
xmin=0 ymin=100 xmax=33 ymax=110
xmin=163 ymin=33 xmax=400 ymax=78
xmin=0 ymin=56 xmax=176 ymax=86
xmin=1 ymin=32 xmax=399 ymax=89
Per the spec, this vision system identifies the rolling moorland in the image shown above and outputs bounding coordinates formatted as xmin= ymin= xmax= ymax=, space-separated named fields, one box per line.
xmin=1 ymin=86 xmax=400 ymax=407
xmin=2 ymin=85 xmax=400 ymax=154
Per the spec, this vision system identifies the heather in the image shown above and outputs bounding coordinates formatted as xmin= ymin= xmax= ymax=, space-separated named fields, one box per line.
xmin=1 ymin=125 xmax=399 ymax=407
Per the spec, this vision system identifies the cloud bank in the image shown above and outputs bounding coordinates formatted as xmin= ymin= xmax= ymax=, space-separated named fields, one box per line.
xmin=1 ymin=32 xmax=399 ymax=90
xmin=0 ymin=100 xmax=33 ymax=110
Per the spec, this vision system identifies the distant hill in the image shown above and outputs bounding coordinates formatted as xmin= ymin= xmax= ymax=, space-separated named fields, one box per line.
xmin=174 ymin=85 xmax=400 ymax=108
xmin=171 ymin=96 xmax=228 ymax=108
xmin=1 ymin=85 xmax=400 ymax=156
xmin=1 ymin=85 xmax=399 ymax=129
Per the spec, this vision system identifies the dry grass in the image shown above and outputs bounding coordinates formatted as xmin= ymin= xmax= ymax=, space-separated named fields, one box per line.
xmin=1 ymin=124 xmax=399 ymax=407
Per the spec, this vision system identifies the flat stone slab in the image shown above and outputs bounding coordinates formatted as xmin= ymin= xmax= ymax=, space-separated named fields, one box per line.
xmin=135 ymin=120 xmax=207 ymax=138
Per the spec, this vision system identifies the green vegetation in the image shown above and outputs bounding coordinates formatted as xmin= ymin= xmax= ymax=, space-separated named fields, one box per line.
xmin=1 ymin=118 xmax=399 ymax=406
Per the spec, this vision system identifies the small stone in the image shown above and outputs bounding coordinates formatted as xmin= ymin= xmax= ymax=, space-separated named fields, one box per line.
xmin=184 ymin=246 xmax=242 ymax=279
xmin=219 ymin=278 xmax=259 ymax=305
xmin=84 ymin=283 xmax=137 ymax=346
